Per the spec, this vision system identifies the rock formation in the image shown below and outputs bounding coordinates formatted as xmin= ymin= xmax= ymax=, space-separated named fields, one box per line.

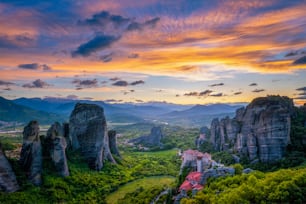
xmin=199 ymin=166 xmax=235 ymax=185
xmin=19 ymin=121 xmax=42 ymax=186
xmin=46 ymin=122 xmax=69 ymax=177
xmin=0 ymin=143 xmax=19 ymax=192
xmin=69 ymin=103 xmax=115 ymax=170
xmin=209 ymin=96 xmax=294 ymax=163
xmin=195 ymin=126 xmax=209 ymax=149
xmin=129 ymin=126 xmax=163 ymax=147
xmin=108 ymin=130 xmax=121 ymax=158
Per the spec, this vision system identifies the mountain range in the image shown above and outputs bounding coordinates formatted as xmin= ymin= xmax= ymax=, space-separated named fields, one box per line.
xmin=0 ymin=96 xmax=245 ymax=127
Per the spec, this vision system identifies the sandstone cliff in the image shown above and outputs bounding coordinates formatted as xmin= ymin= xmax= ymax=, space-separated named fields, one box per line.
xmin=209 ymin=96 xmax=294 ymax=163
xmin=69 ymin=103 xmax=115 ymax=170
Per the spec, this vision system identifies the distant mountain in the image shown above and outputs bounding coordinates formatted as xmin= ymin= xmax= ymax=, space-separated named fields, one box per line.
xmin=0 ymin=97 xmax=65 ymax=125
xmin=164 ymin=104 xmax=243 ymax=118
xmin=9 ymin=97 xmax=245 ymax=127
xmin=158 ymin=104 xmax=245 ymax=127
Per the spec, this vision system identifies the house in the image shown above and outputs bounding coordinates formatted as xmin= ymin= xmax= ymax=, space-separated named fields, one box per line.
xmin=181 ymin=149 xmax=212 ymax=172
xmin=179 ymin=171 xmax=203 ymax=192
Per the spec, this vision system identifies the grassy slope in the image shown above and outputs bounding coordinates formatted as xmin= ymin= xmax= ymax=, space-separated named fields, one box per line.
xmin=106 ymin=176 xmax=175 ymax=204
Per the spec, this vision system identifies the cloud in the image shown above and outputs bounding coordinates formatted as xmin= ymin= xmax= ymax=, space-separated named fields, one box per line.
xmin=184 ymin=89 xmax=213 ymax=97
xmin=175 ymin=94 xmax=180 ymax=97
xmin=78 ymin=11 xmax=130 ymax=27
xmin=0 ymin=80 xmax=15 ymax=86
xmin=136 ymin=99 xmax=144 ymax=103
xmin=285 ymin=51 xmax=299 ymax=57
xmin=130 ymin=80 xmax=145 ymax=86
xmin=184 ymin=92 xmax=199 ymax=96
xmin=100 ymin=53 xmax=113 ymax=62
xmin=0 ymin=34 xmax=35 ymax=48
xmin=109 ymin=77 xmax=120 ymax=81
xmin=234 ymin=91 xmax=242 ymax=95
xmin=128 ymin=53 xmax=139 ymax=58
xmin=210 ymin=93 xmax=223 ymax=97
xmin=209 ymin=83 xmax=224 ymax=87
xmin=18 ymin=63 xmax=39 ymax=70
xmin=18 ymin=63 xmax=52 ymax=71
xmin=72 ymin=79 xmax=98 ymax=88
xmin=66 ymin=95 xmax=79 ymax=100
xmin=72 ymin=35 xmax=120 ymax=57
xmin=112 ymin=80 xmax=128 ymax=86
xmin=199 ymin=90 xmax=213 ymax=96
xmin=22 ymin=79 xmax=50 ymax=88
xmin=296 ymin=87 xmax=306 ymax=91
xmin=127 ymin=17 xmax=160 ymax=31
xmin=249 ymin=83 xmax=257 ymax=86
xmin=105 ymin=99 xmax=123 ymax=103
xmin=3 ymin=87 xmax=11 ymax=91
xmin=252 ymin=89 xmax=265 ymax=93
xmin=293 ymin=56 xmax=306 ymax=65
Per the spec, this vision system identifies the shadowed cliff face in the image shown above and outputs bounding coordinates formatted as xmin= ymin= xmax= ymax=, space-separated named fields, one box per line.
xmin=129 ymin=126 xmax=164 ymax=147
xmin=69 ymin=103 xmax=115 ymax=170
xmin=19 ymin=121 xmax=42 ymax=186
xmin=210 ymin=96 xmax=294 ymax=163
xmin=46 ymin=122 xmax=69 ymax=177
xmin=0 ymin=143 xmax=19 ymax=192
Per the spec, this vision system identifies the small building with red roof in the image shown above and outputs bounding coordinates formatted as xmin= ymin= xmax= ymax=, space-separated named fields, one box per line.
xmin=179 ymin=171 xmax=203 ymax=192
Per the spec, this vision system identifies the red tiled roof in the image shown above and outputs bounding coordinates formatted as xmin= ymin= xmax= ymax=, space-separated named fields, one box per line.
xmin=179 ymin=180 xmax=193 ymax=191
xmin=186 ymin=172 xmax=202 ymax=182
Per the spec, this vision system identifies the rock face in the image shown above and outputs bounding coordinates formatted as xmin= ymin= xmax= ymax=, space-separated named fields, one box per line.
xmin=195 ymin=126 xmax=209 ymax=149
xmin=108 ymin=130 xmax=121 ymax=158
xmin=129 ymin=126 xmax=163 ymax=147
xmin=210 ymin=96 xmax=294 ymax=163
xmin=69 ymin=103 xmax=115 ymax=170
xmin=0 ymin=143 xmax=19 ymax=192
xmin=200 ymin=166 xmax=235 ymax=185
xmin=19 ymin=121 xmax=42 ymax=186
xmin=46 ymin=122 xmax=69 ymax=177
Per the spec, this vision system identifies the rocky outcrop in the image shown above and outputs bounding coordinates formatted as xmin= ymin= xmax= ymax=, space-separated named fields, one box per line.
xmin=0 ymin=143 xmax=19 ymax=192
xmin=108 ymin=130 xmax=121 ymax=158
xmin=129 ymin=126 xmax=163 ymax=147
xmin=209 ymin=96 xmax=294 ymax=163
xmin=200 ymin=167 xmax=235 ymax=185
xmin=19 ymin=121 xmax=42 ymax=186
xmin=69 ymin=103 xmax=115 ymax=170
xmin=195 ymin=126 xmax=209 ymax=149
xmin=46 ymin=122 xmax=69 ymax=177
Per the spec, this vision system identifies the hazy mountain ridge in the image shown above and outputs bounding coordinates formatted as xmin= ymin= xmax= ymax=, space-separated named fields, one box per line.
xmin=0 ymin=97 xmax=245 ymax=126
xmin=0 ymin=97 xmax=65 ymax=125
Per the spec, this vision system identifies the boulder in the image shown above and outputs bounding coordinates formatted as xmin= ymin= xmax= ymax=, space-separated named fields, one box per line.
xmin=108 ymin=130 xmax=121 ymax=158
xmin=0 ymin=143 xmax=19 ymax=192
xmin=69 ymin=103 xmax=115 ymax=170
xmin=19 ymin=121 xmax=42 ymax=186
xmin=46 ymin=122 xmax=69 ymax=177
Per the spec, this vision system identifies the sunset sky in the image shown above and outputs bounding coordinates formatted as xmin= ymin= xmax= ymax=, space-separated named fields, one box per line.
xmin=0 ymin=0 xmax=306 ymax=105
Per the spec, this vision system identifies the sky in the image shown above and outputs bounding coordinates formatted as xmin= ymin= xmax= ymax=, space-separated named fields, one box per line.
xmin=0 ymin=0 xmax=306 ymax=105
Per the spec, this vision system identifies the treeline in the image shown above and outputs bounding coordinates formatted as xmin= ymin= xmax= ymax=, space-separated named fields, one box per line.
xmin=181 ymin=166 xmax=306 ymax=204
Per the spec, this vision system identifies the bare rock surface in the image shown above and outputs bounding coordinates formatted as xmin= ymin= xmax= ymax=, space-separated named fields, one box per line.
xmin=69 ymin=103 xmax=115 ymax=170
xmin=19 ymin=121 xmax=42 ymax=186
xmin=210 ymin=96 xmax=294 ymax=163
xmin=46 ymin=122 xmax=69 ymax=177
xmin=0 ymin=143 xmax=19 ymax=192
